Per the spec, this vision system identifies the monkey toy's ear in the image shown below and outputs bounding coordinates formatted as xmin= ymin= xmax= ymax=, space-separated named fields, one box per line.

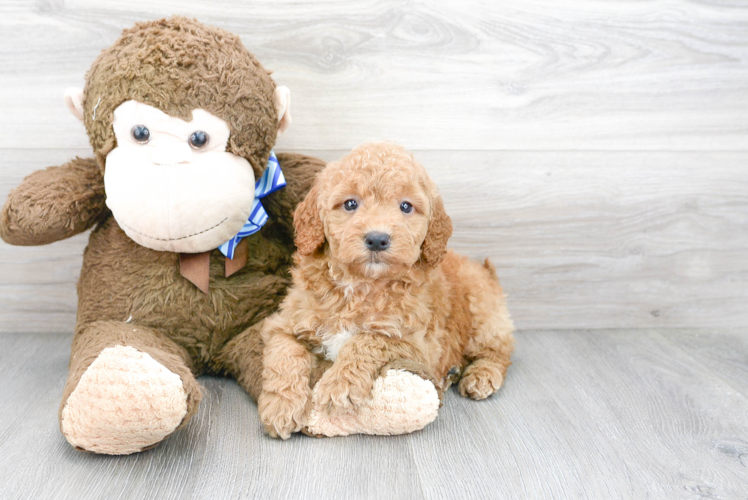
xmin=273 ymin=86 xmax=292 ymax=135
xmin=293 ymin=183 xmax=325 ymax=256
xmin=64 ymin=88 xmax=85 ymax=122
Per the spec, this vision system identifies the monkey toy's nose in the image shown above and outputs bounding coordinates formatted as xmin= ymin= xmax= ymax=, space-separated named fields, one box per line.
xmin=151 ymin=143 xmax=192 ymax=166
xmin=364 ymin=232 xmax=391 ymax=252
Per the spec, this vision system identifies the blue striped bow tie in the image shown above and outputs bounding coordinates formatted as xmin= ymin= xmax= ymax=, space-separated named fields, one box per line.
xmin=218 ymin=151 xmax=286 ymax=259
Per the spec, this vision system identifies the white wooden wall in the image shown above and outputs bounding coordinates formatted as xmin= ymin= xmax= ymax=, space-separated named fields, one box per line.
xmin=1 ymin=0 xmax=747 ymax=332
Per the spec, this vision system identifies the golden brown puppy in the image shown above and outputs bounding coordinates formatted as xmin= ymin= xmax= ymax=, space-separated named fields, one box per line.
xmin=258 ymin=142 xmax=515 ymax=439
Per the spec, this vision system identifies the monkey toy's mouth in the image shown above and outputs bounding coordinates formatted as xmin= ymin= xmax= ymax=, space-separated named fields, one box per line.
xmin=103 ymin=99 xmax=260 ymax=254
xmin=104 ymin=150 xmax=256 ymax=254
xmin=118 ymin=216 xmax=229 ymax=243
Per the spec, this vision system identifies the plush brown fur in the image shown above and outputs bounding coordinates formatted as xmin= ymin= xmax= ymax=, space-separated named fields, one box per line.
xmin=0 ymin=157 xmax=106 ymax=246
xmin=82 ymin=17 xmax=279 ymax=177
xmin=0 ymin=18 xmax=325 ymax=453
xmin=48 ymin=152 xmax=323 ymax=447
xmin=258 ymin=143 xmax=515 ymax=439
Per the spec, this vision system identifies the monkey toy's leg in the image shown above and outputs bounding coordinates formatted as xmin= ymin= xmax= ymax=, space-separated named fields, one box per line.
xmin=218 ymin=324 xmax=441 ymax=438
xmin=59 ymin=321 xmax=202 ymax=455
xmin=215 ymin=322 xmax=266 ymax=402
xmin=305 ymin=359 xmax=442 ymax=437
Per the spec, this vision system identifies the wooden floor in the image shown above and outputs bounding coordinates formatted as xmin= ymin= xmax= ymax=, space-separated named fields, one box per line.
xmin=0 ymin=329 xmax=746 ymax=500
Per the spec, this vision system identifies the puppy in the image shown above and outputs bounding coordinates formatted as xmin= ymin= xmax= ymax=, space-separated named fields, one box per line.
xmin=258 ymin=142 xmax=514 ymax=439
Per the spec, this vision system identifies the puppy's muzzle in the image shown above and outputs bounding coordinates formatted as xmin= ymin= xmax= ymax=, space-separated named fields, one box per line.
xmin=364 ymin=232 xmax=390 ymax=252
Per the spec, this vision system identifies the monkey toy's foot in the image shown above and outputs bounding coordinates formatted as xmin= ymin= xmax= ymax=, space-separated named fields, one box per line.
xmin=60 ymin=345 xmax=189 ymax=455
xmin=305 ymin=360 xmax=440 ymax=437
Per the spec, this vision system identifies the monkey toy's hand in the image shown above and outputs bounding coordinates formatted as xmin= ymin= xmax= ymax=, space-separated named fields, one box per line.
xmin=0 ymin=157 xmax=106 ymax=246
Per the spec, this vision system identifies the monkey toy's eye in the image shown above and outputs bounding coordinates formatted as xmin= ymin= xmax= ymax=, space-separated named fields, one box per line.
xmin=131 ymin=125 xmax=150 ymax=144
xmin=343 ymin=199 xmax=358 ymax=211
xmin=400 ymin=201 xmax=413 ymax=214
xmin=189 ymin=130 xmax=209 ymax=149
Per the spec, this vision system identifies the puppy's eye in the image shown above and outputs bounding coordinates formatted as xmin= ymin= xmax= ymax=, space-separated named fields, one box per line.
xmin=189 ymin=130 xmax=209 ymax=149
xmin=343 ymin=199 xmax=358 ymax=211
xmin=131 ymin=125 xmax=150 ymax=144
xmin=400 ymin=201 xmax=413 ymax=214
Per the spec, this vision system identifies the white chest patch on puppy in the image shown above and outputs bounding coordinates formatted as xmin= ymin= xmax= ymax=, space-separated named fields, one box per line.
xmin=318 ymin=328 xmax=356 ymax=361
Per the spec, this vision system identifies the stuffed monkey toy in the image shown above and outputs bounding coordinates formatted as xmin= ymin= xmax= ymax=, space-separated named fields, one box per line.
xmin=0 ymin=17 xmax=438 ymax=454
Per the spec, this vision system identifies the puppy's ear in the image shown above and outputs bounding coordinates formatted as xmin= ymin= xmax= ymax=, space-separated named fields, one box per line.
xmin=421 ymin=195 xmax=453 ymax=266
xmin=294 ymin=183 xmax=325 ymax=255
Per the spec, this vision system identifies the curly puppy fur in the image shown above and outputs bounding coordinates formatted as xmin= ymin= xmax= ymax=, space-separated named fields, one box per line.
xmin=258 ymin=142 xmax=515 ymax=439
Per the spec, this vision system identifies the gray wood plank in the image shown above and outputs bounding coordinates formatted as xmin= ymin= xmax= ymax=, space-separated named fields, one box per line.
xmin=409 ymin=329 xmax=748 ymax=500
xmin=0 ymin=330 xmax=746 ymax=500
xmin=188 ymin=385 xmax=425 ymax=500
xmin=658 ymin=328 xmax=748 ymax=400
xmin=3 ymin=149 xmax=747 ymax=331
xmin=0 ymin=1 xmax=747 ymax=150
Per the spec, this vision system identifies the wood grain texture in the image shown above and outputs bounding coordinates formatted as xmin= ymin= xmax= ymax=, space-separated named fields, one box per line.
xmin=2 ymin=149 xmax=747 ymax=331
xmin=659 ymin=328 xmax=748 ymax=400
xmin=0 ymin=330 xmax=746 ymax=499
xmin=411 ymin=329 xmax=748 ymax=499
xmin=0 ymin=1 xmax=747 ymax=150
xmin=2 ymin=3 xmax=747 ymax=498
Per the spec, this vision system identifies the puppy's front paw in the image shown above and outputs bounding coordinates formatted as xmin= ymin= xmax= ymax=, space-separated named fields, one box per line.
xmin=458 ymin=359 xmax=505 ymax=400
xmin=258 ymin=390 xmax=309 ymax=439
xmin=313 ymin=367 xmax=375 ymax=414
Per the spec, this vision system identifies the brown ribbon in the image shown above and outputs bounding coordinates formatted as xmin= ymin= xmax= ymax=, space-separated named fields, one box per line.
xmin=224 ymin=237 xmax=249 ymax=278
xmin=178 ymin=239 xmax=248 ymax=294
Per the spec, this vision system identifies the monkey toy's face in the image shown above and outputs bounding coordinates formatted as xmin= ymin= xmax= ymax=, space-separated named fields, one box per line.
xmin=104 ymin=100 xmax=255 ymax=253
xmin=61 ymin=19 xmax=293 ymax=255
xmin=65 ymin=77 xmax=291 ymax=254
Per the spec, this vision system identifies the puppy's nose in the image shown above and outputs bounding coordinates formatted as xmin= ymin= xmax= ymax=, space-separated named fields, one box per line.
xmin=364 ymin=232 xmax=391 ymax=252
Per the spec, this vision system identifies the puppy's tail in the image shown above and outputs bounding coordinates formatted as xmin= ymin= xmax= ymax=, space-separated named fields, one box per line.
xmin=483 ymin=258 xmax=500 ymax=282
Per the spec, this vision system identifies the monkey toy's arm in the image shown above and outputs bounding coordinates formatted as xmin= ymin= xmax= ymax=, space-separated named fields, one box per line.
xmin=0 ymin=156 xmax=106 ymax=246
